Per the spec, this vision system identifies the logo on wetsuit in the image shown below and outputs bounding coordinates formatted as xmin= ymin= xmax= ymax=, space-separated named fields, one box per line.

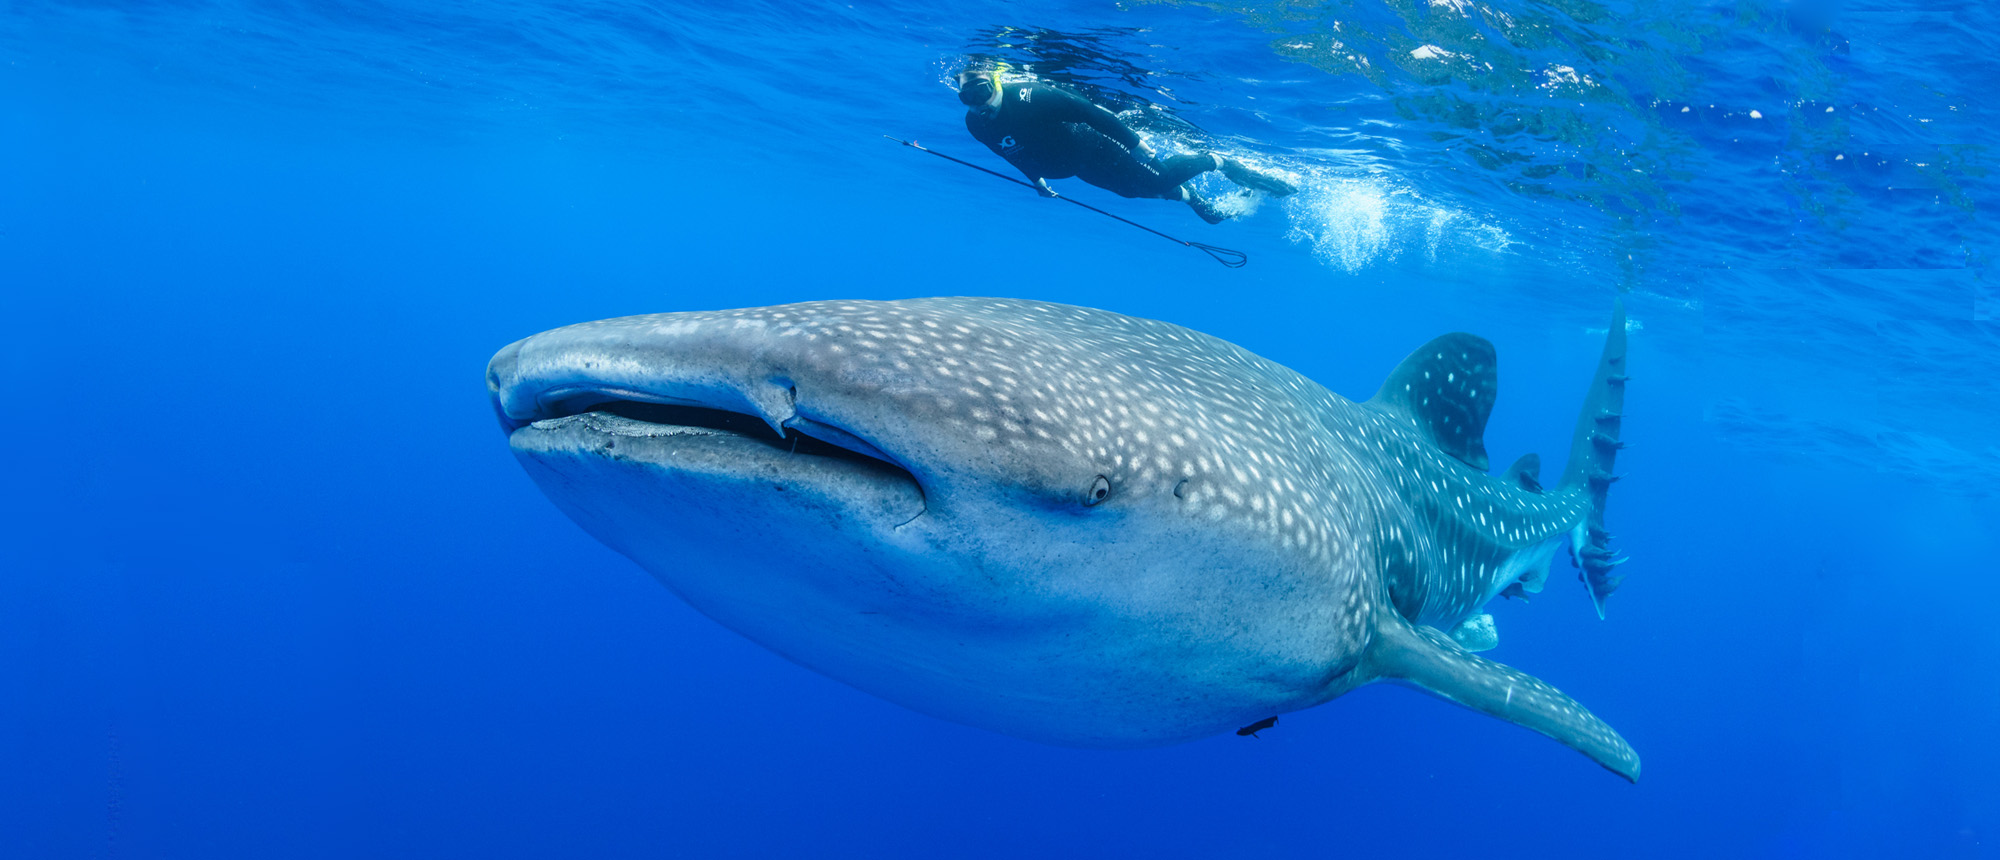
xmin=999 ymin=135 xmax=1022 ymax=156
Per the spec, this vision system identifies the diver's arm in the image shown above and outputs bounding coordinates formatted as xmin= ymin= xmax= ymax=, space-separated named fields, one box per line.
xmin=965 ymin=114 xmax=1005 ymax=158
xmin=966 ymin=111 xmax=1048 ymax=189
xmin=968 ymin=111 xmax=1058 ymax=192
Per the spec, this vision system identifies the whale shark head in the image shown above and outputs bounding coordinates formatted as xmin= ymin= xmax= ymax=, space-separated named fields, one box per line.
xmin=488 ymin=298 xmax=1377 ymax=746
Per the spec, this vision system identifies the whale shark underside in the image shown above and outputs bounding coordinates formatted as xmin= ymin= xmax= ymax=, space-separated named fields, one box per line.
xmin=487 ymin=297 xmax=1638 ymax=780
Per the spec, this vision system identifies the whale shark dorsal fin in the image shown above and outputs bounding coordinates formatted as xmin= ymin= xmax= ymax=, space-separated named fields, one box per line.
xmin=1368 ymin=333 xmax=1498 ymax=470
xmin=1364 ymin=615 xmax=1640 ymax=782
xmin=1507 ymin=453 xmax=1543 ymax=493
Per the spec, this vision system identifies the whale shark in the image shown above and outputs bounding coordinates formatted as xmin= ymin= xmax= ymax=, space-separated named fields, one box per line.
xmin=487 ymin=297 xmax=1638 ymax=780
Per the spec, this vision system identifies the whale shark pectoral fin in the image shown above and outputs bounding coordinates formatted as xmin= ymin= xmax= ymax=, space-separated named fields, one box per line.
xmin=1365 ymin=616 xmax=1640 ymax=782
xmin=1367 ymin=332 xmax=1498 ymax=471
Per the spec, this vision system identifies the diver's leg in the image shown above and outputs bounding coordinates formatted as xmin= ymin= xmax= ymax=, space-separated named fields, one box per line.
xmin=1074 ymin=144 xmax=1230 ymax=222
xmin=1076 ymin=152 xmax=1162 ymax=199
xmin=1155 ymin=151 xmax=1297 ymax=200
xmin=1152 ymin=153 xmax=1222 ymax=188
xmin=1081 ymin=146 xmax=1217 ymax=196
xmin=1217 ymin=156 xmax=1299 ymax=196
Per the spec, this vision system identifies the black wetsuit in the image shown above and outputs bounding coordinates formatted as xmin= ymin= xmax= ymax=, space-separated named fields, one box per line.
xmin=965 ymin=82 xmax=1213 ymax=200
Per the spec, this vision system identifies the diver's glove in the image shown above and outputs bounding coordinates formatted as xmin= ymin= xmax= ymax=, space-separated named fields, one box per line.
xmin=1034 ymin=178 xmax=1059 ymax=198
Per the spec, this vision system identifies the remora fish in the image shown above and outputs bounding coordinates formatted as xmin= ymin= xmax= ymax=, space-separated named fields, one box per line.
xmin=487 ymin=298 xmax=1637 ymax=779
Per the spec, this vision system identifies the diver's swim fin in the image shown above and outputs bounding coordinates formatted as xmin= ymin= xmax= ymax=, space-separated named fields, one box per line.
xmin=1220 ymin=157 xmax=1299 ymax=197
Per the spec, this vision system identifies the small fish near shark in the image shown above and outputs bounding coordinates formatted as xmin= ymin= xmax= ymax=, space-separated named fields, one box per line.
xmin=487 ymin=297 xmax=1638 ymax=780
xmin=1236 ymin=716 xmax=1278 ymax=738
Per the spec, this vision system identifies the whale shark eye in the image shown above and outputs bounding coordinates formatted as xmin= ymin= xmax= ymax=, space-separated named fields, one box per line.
xmin=1084 ymin=475 xmax=1111 ymax=506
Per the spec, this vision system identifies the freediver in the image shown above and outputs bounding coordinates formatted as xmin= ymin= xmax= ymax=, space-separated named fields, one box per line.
xmin=957 ymin=67 xmax=1298 ymax=223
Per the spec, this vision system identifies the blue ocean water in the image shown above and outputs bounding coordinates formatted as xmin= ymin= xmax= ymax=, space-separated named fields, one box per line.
xmin=2 ymin=0 xmax=1995 ymax=856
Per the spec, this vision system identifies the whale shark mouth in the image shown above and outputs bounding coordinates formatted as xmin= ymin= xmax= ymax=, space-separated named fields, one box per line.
xmin=509 ymin=390 xmax=920 ymax=489
xmin=577 ymin=400 xmax=904 ymax=470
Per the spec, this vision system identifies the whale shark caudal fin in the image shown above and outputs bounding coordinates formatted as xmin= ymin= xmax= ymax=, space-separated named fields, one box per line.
xmin=1365 ymin=614 xmax=1640 ymax=782
xmin=1367 ymin=332 xmax=1499 ymax=471
xmin=1558 ymin=302 xmax=1631 ymax=618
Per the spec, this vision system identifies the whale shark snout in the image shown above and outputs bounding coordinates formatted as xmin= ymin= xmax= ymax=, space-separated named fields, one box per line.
xmin=489 ymin=312 xmax=933 ymax=541
xmin=489 ymin=319 xmax=802 ymax=438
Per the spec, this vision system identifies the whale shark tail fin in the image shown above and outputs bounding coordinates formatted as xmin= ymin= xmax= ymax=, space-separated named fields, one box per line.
xmin=1366 ymin=614 xmax=1640 ymax=782
xmin=1557 ymin=302 xmax=1630 ymax=617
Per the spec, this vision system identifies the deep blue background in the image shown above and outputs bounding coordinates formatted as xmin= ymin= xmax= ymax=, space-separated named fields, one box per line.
xmin=3 ymin=1 xmax=1995 ymax=857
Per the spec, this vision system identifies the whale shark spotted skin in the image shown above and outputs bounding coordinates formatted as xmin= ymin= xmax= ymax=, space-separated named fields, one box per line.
xmin=487 ymin=297 xmax=1638 ymax=780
